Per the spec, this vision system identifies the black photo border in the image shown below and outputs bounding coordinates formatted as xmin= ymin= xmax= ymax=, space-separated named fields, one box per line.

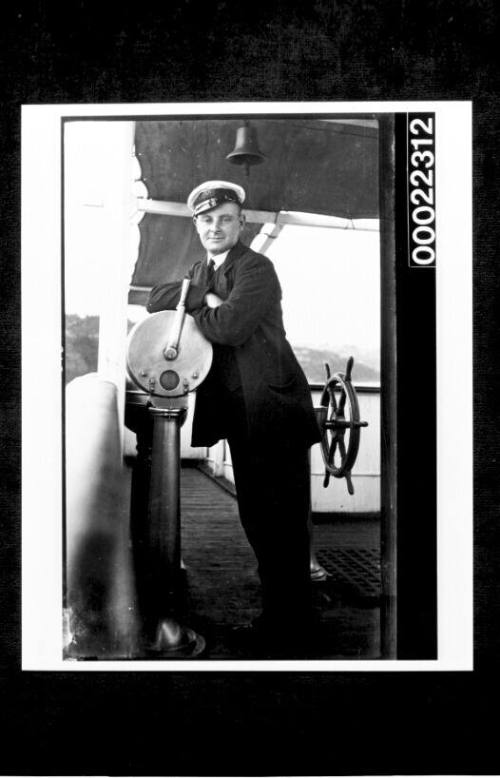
xmin=3 ymin=3 xmax=499 ymax=774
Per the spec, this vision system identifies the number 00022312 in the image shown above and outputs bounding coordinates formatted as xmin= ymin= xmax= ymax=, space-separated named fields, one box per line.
xmin=408 ymin=114 xmax=436 ymax=267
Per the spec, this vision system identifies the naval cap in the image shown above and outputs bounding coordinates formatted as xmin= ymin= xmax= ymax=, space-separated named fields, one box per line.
xmin=187 ymin=180 xmax=246 ymax=217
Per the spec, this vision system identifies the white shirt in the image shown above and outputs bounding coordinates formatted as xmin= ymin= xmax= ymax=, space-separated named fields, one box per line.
xmin=207 ymin=250 xmax=230 ymax=270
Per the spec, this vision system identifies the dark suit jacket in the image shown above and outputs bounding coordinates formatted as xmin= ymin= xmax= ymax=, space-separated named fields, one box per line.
xmin=147 ymin=241 xmax=321 ymax=449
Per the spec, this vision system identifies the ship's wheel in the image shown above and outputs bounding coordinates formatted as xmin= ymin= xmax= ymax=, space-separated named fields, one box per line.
xmin=315 ymin=357 xmax=368 ymax=495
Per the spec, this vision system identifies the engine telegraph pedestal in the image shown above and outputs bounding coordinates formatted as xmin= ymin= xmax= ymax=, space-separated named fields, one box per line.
xmin=127 ymin=279 xmax=212 ymax=658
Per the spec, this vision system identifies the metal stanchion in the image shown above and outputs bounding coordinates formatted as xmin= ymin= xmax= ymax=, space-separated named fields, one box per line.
xmin=143 ymin=403 xmax=205 ymax=657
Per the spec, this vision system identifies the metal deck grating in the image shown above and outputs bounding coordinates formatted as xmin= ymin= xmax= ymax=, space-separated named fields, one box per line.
xmin=316 ymin=547 xmax=381 ymax=602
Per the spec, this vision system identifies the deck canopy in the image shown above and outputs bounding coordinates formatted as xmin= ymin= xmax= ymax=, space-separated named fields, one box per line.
xmin=130 ymin=117 xmax=379 ymax=304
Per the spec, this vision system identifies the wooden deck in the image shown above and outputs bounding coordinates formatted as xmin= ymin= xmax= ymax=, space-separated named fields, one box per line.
xmin=65 ymin=461 xmax=381 ymax=661
xmin=178 ymin=464 xmax=381 ymax=660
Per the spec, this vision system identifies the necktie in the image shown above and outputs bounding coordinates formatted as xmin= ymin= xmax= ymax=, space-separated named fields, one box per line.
xmin=206 ymin=259 xmax=216 ymax=289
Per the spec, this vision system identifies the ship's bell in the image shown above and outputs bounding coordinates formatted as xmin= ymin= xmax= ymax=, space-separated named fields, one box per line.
xmin=226 ymin=122 xmax=265 ymax=176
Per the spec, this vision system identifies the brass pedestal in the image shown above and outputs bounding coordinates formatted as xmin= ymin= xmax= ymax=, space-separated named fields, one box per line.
xmin=133 ymin=402 xmax=205 ymax=658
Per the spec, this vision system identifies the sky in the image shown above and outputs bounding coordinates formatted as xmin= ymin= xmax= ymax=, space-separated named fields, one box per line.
xmin=267 ymin=223 xmax=380 ymax=356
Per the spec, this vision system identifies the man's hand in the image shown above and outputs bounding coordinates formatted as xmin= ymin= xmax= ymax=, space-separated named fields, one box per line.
xmin=204 ymin=292 xmax=223 ymax=309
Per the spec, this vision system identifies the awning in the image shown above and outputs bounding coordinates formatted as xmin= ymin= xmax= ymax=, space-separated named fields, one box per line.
xmin=130 ymin=117 xmax=379 ymax=303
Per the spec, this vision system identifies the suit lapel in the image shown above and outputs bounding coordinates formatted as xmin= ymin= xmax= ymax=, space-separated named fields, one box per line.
xmin=222 ymin=241 xmax=247 ymax=276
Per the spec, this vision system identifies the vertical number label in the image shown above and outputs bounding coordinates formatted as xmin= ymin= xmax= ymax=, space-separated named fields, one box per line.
xmin=408 ymin=114 xmax=436 ymax=267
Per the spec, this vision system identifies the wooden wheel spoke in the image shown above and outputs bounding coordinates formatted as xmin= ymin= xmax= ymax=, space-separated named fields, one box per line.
xmin=338 ymin=435 xmax=347 ymax=464
xmin=329 ymin=387 xmax=338 ymax=414
xmin=326 ymin=436 xmax=338 ymax=467
xmin=338 ymin=387 xmax=348 ymax=414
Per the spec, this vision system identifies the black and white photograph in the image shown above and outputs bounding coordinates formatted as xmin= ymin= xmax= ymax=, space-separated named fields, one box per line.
xmin=21 ymin=102 xmax=472 ymax=671
xmin=3 ymin=1 xmax=499 ymax=774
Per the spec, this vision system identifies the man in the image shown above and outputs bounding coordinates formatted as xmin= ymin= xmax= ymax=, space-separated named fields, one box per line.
xmin=147 ymin=180 xmax=321 ymax=656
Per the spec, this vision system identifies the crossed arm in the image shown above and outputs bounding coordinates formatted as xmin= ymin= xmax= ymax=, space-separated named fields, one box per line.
xmin=147 ymin=256 xmax=280 ymax=347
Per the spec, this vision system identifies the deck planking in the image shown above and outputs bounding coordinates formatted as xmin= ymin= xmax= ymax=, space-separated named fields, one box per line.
xmin=178 ymin=465 xmax=381 ymax=660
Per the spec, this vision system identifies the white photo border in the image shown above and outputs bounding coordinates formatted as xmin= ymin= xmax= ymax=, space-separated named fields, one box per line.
xmin=21 ymin=101 xmax=473 ymax=671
